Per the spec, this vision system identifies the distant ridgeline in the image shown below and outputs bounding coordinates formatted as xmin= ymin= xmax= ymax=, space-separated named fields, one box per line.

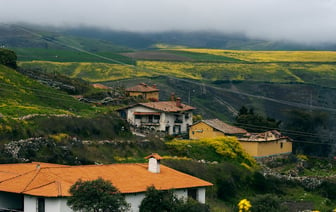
xmin=0 ymin=48 xmax=17 ymax=69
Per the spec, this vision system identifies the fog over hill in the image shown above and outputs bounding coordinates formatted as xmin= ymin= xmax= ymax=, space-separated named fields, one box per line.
xmin=2 ymin=24 xmax=336 ymax=51
xmin=1 ymin=0 xmax=336 ymax=47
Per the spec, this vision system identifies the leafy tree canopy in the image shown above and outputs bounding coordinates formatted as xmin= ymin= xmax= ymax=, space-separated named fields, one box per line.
xmin=236 ymin=106 xmax=281 ymax=132
xmin=0 ymin=48 xmax=17 ymax=69
xmin=67 ymin=177 xmax=129 ymax=212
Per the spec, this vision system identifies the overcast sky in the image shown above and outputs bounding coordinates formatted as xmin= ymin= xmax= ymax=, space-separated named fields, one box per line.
xmin=1 ymin=0 xmax=336 ymax=44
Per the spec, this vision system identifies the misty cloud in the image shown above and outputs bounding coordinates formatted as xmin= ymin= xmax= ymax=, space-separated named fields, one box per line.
xmin=1 ymin=0 xmax=336 ymax=44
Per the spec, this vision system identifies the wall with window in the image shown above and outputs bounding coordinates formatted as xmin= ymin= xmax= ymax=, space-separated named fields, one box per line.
xmin=189 ymin=122 xmax=225 ymax=139
xmin=239 ymin=138 xmax=292 ymax=158
xmin=24 ymin=196 xmax=72 ymax=212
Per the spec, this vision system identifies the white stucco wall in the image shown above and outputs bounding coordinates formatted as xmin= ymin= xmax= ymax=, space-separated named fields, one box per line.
xmin=197 ymin=187 xmax=206 ymax=203
xmin=174 ymin=189 xmax=188 ymax=200
xmin=24 ymin=196 xmax=72 ymax=212
xmin=16 ymin=187 xmax=204 ymax=212
xmin=125 ymin=193 xmax=146 ymax=212
xmin=45 ymin=198 xmax=72 ymax=212
xmin=24 ymin=196 xmax=37 ymax=212
xmin=0 ymin=191 xmax=23 ymax=210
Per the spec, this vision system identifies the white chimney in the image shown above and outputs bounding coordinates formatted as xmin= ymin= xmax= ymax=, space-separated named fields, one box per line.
xmin=145 ymin=153 xmax=163 ymax=173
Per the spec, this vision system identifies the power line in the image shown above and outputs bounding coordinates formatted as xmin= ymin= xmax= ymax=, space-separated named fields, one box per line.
xmin=10 ymin=24 xmax=336 ymax=113
xmin=4 ymin=24 xmax=336 ymax=142
xmin=13 ymin=25 xmax=134 ymax=66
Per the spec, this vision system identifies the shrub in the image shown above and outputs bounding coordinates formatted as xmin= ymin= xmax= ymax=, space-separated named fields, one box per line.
xmin=250 ymin=194 xmax=287 ymax=212
xmin=68 ymin=178 xmax=129 ymax=212
xmin=167 ymin=137 xmax=256 ymax=167
xmin=139 ymin=186 xmax=210 ymax=212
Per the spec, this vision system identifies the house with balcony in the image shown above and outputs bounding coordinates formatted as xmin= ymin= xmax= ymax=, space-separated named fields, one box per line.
xmin=0 ymin=154 xmax=212 ymax=212
xmin=118 ymin=98 xmax=195 ymax=135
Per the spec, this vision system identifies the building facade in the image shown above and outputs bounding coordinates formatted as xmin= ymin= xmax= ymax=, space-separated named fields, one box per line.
xmin=189 ymin=119 xmax=247 ymax=140
xmin=125 ymin=83 xmax=159 ymax=101
xmin=0 ymin=155 xmax=212 ymax=212
xmin=238 ymin=130 xmax=292 ymax=158
xmin=119 ymin=99 xmax=195 ymax=135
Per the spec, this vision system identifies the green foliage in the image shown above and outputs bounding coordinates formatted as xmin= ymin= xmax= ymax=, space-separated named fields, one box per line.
xmin=0 ymin=48 xmax=17 ymax=69
xmin=163 ymin=159 xmax=254 ymax=201
xmin=140 ymin=186 xmax=181 ymax=212
xmin=0 ymin=64 xmax=101 ymax=117
xmin=29 ymin=112 xmax=131 ymax=140
xmin=177 ymin=198 xmax=210 ymax=212
xmin=17 ymin=66 xmax=93 ymax=95
xmin=167 ymin=137 xmax=256 ymax=167
xmin=236 ymin=106 xmax=281 ymax=132
xmin=250 ymin=194 xmax=288 ymax=212
xmin=68 ymin=178 xmax=129 ymax=212
xmin=284 ymin=110 xmax=329 ymax=156
xmin=0 ymin=111 xmax=131 ymax=143
xmin=139 ymin=186 xmax=209 ymax=212
xmin=319 ymin=180 xmax=336 ymax=200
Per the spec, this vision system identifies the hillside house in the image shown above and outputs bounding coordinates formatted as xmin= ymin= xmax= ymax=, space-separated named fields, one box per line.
xmin=118 ymin=98 xmax=195 ymax=135
xmin=189 ymin=119 xmax=247 ymax=140
xmin=125 ymin=83 xmax=159 ymax=101
xmin=238 ymin=130 xmax=292 ymax=158
xmin=0 ymin=154 xmax=212 ymax=212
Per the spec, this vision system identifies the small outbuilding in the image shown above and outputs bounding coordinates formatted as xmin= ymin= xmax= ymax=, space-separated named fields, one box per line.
xmin=238 ymin=130 xmax=292 ymax=158
xmin=125 ymin=83 xmax=159 ymax=101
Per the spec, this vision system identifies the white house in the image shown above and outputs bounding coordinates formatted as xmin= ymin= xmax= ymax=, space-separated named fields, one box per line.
xmin=118 ymin=98 xmax=195 ymax=135
xmin=0 ymin=154 xmax=212 ymax=212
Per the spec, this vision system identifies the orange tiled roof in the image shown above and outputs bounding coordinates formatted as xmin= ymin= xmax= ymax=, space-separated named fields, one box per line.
xmin=202 ymin=119 xmax=247 ymax=134
xmin=126 ymin=83 xmax=159 ymax=93
xmin=0 ymin=162 xmax=212 ymax=197
xmin=92 ymin=83 xmax=111 ymax=90
xmin=139 ymin=101 xmax=195 ymax=112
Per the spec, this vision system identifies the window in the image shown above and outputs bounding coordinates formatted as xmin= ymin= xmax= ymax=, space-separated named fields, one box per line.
xmin=188 ymin=188 xmax=197 ymax=200
xmin=37 ymin=198 xmax=45 ymax=212
xmin=280 ymin=142 xmax=283 ymax=149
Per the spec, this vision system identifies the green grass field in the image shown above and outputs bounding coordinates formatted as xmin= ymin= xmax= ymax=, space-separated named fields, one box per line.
xmin=19 ymin=54 xmax=336 ymax=88
xmin=0 ymin=64 xmax=101 ymax=117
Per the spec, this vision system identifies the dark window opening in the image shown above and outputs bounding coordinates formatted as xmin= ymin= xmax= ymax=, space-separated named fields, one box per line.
xmin=38 ymin=197 xmax=45 ymax=212
xmin=280 ymin=143 xmax=283 ymax=149
xmin=188 ymin=188 xmax=197 ymax=200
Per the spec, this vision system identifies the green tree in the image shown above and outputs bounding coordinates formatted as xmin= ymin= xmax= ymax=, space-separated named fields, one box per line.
xmin=67 ymin=177 xmax=129 ymax=212
xmin=0 ymin=48 xmax=17 ymax=69
xmin=236 ymin=106 xmax=281 ymax=132
xmin=139 ymin=186 xmax=180 ymax=212
xmin=139 ymin=186 xmax=209 ymax=212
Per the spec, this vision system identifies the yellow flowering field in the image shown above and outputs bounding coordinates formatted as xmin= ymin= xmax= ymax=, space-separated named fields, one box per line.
xmin=175 ymin=48 xmax=336 ymax=62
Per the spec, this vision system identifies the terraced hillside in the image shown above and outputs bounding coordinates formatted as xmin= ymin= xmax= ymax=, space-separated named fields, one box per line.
xmin=0 ymin=64 xmax=98 ymax=117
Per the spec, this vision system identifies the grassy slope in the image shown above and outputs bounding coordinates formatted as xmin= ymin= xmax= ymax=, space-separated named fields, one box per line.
xmin=0 ymin=64 xmax=99 ymax=117
xmin=18 ymin=49 xmax=336 ymax=88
